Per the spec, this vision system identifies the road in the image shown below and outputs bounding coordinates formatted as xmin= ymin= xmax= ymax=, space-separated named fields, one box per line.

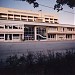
xmin=0 ymin=40 xmax=75 ymax=60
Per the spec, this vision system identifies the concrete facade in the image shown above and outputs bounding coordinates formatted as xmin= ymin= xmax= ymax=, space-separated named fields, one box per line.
xmin=0 ymin=7 xmax=75 ymax=42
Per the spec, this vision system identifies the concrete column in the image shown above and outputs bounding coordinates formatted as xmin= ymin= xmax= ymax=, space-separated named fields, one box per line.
xmin=34 ymin=26 xmax=37 ymax=41
xmin=13 ymin=14 xmax=14 ymax=20
xmin=22 ymin=34 xmax=24 ymax=40
xmin=7 ymin=14 xmax=8 ymax=20
xmin=4 ymin=34 xmax=5 ymax=41
xmin=56 ymin=34 xmax=57 ymax=40
xmin=20 ymin=15 xmax=21 ymax=21
xmin=72 ymin=34 xmax=74 ymax=40
xmin=8 ymin=34 xmax=9 ymax=40
xmin=12 ymin=34 xmax=13 ymax=41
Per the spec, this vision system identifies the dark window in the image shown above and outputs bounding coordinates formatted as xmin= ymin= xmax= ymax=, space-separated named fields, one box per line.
xmin=0 ymin=26 xmax=4 ymax=29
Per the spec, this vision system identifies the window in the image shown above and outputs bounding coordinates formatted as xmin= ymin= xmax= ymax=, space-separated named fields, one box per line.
xmin=28 ymin=16 xmax=33 ymax=18
xmin=14 ymin=15 xmax=20 ymax=21
xmin=66 ymin=34 xmax=72 ymax=39
xmin=18 ymin=26 xmax=22 ymax=29
xmin=54 ymin=19 xmax=58 ymax=21
xmin=37 ymin=19 xmax=43 ymax=22
xmin=45 ymin=21 xmax=49 ymax=23
xmin=48 ymin=34 xmax=56 ymax=38
xmin=50 ymin=18 xmax=53 ymax=20
xmin=67 ymin=28 xmax=73 ymax=31
xmin=0 ymin=13 xmax=7 ymax=20
xmin=50 ymin=21 xmax=53 ymax=24
xmin=13 ymin=34 xmax=19 ymax=39
xmin=49 ymin=26 xmax=57 ymax=31
xmin=54 ymin=22 xmax=58 ymax=24
xmin=0 ymin=25 xmax=4 ymax=29
xmin=63 ymin=28 xmax=64 ymax=31
xmin=21 ymin=15 xmax=27 ymax=17
xmin=9 ymin=26 xmax=12 ymax=29
xmin=0 ymin=34 xmax=4 ymax=39
xmin=5 ymin=25 xmax=12 ymax=29
xmin=8 ymin=14 xmax=13 ymax=20
xmin=37 ymin=27 xmax=46 ymax=36
xmin=5 ymin=25 xmax=9 ymax=29
xmin=45 ymin=18 xmax=49 ymax=20
xmin=24 ymin=26 xmax=34 ymax=40
xmin=28 ymin=19 xmax=33 ymax=22
xmin=13 ymin=26 xmax=18 ymax=29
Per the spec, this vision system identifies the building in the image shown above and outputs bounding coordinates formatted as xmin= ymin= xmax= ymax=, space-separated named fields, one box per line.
xmin=0 ymin=7 xmax=75 ymax=42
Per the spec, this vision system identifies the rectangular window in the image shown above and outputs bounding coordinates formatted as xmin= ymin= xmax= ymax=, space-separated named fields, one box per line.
xmin=50 ymin=21 xmax=53 ymax=24
xmin=28 ymin=16 xmax=33 ymax=18
xmin=13 ymin=26 xmax=18 ymax=29
xmin=28 ymin=19 xmax=33 ymax=22
xmin=66 ymin=34 xmax=72 ymax=39
xmin=45 ymin=18 xmax=49 ymax=20
xmin=50 ymin=18 xmax=53 ymax=20
xmin=13 ymin=34 xmax=19 ymax=39
xmin=0 ymin=25 xmax=4 ymax=29
xmin=0 ymin=13 xmax=7 ymax=20
xmin=8 ymin=14 xmax=13 ymax=20
xmin=45 ymin=21 xmax=49 ymax=23
xmin=5 ymin=25 xmax=9 ymax=29
xmin=48 ymin=34 xmax=56 ymax=38
xmin=0 ymin=34 xmax=4 ymax=39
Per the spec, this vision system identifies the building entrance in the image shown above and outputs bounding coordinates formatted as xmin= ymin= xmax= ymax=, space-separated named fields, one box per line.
xmin=24 ymin=26 xmax=34 ymax=40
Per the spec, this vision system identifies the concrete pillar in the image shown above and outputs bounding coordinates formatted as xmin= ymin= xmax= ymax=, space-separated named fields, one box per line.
xmin=12 ymin=34 xmax=13 ymax=41
xmin=4 ymin=34 xmax=5 ymax=41
xmin=22 ymin=34 xmax=24 ymax=40
xmin=13 ymin=14 xmax=14 ymax=20
xmin=56 ymin=34 xmax=57 ymax=40
xmin=20 ymin=15 xmax=21 ymax=21
xmin=8 ymin=34 xmax=9 ymax=40
xmin=72 ymin=34 xmax=74 ymax=40
xmin=7 ymin=14 xmax=8 ymax=20
xmin=34 ymin=26 xmax=37 ymax=41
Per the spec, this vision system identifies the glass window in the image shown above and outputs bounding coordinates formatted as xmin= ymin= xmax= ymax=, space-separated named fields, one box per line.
xmin=5 ymin=25 xmax=9 ymax=29
xmin=13 ymin=34 xmax=19 ymax=39
xmin=0 ymin=34 xmax=4 ymax=39
xmin=48 ymin=34 xmax=56 ymax=38
xmin=24 ymin=26 xmax=34 ymax=40
xmin=13 ymin=26 xmax=18 ymax=29
xmin=0 ymin=25 xmax=4 ymax=29
xmin=28 ymin=16 xmax=33 ymax=18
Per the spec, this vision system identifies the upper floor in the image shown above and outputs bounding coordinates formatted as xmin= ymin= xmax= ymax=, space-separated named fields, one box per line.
xmin=0 ymin=7 xmax=58 ymax=24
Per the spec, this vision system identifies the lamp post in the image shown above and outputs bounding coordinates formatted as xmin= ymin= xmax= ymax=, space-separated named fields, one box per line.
xmin=38 ymin=10 xmax=42 ymax=19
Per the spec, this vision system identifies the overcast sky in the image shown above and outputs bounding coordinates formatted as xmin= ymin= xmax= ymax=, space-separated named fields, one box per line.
xmin=0 ymin=0 xmax=74 ymax=25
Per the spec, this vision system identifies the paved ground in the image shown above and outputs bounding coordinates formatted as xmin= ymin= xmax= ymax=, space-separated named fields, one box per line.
xmin=0 ymin=40 xmax=75 ymax=60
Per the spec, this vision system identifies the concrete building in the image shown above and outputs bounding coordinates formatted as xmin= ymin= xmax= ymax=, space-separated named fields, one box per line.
xmin=0 ymin=7 xmax=75 ymax=42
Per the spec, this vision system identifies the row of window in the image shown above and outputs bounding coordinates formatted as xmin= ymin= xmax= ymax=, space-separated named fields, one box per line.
xmin=49 ymin=27 xmax=75 ymax=32
xmin=0 ymin=34 xmax=20 ymax=39
xmin=48 ymin=34 xmax=72 ymax=39
xmin=0 ymin=13 xmax=58 ymax=23
xmin=0 ymin=25 xmax=23 ymax=29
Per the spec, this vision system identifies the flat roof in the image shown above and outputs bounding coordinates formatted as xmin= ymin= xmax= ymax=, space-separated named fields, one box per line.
xmin=0 ymin=20 xmax=75 ymax=28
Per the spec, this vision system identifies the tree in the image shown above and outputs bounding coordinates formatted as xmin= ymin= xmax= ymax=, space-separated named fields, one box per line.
xmin=54 ymin=0 xmax=75 ymax=11
xmin=18 ymin=0 xmax=75 ymax=11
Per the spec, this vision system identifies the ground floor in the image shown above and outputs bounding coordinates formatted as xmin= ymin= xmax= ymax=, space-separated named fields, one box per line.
xmin=0 ymin=25 xmax=75 ymax=42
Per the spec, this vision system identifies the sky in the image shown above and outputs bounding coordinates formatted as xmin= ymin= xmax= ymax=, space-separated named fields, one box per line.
xmin=0 ymin=0 xmax=74 ymax=25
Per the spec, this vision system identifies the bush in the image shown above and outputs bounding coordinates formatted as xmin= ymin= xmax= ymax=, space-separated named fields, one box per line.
xmin=0 ymin=49 xmax=75 ymax=75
